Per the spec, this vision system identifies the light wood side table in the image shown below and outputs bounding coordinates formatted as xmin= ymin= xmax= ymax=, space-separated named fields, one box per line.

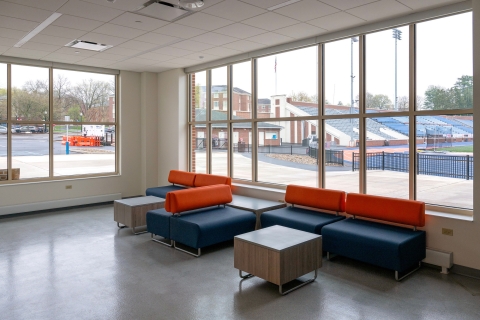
xmin=114 ymin=196 xmax=165 ymax=235
xmin=234 ymin=225 xmax=322 ymax=295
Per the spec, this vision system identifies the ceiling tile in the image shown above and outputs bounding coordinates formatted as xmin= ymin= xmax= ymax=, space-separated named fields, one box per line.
xmin=171 ymin=39 xmax=215 ymax=51
xmin=0 ymin=27 xmax=25 ymax=40
xmin=30 ymin=34 xmax=72 ymax=46
xmin=274 ymin=0 xmax=339 ymax=22
xmin=0 ymin=36 xmax=19 ymax=46
xmin=248 ymin=32 xmax=293 ymax=46
xmin=53 ymin=14 xmax=104 ymax=32
xmin=117 ymin=40 xmax=159 ymax=51
xmin=0 ymin=1 xmax=53 ymax=23
xmin=162 ymin=0 xmax=224 ymax=10
xmin=57 ymin=0 xmax=123 ymax=22
xmin=307 ymin=12 xmax=365 ymax=31
xmin=275 ymin=23 xmax=327 ymax=39
xmin=184 ymin=52 xmax=220 ymax=62
xmin=74 ymin=57 xmax=113 ymax=67
xmin=153 ymin=23 xmax=207 ymax=39
xmin=109 ymin=12 xmax=170 ymax=32
xmin=120 ymin=57 xmax=159 ymax=66
xmin=3 ymin=47 xmax=50 ymax=59
xmin=176 ymin=12 xmax=233 ymax=31
xmin=396 ymin=0 xmax=461 ymax=10
xmin=4 ymin=0 xmax=68 ymax=11
xmin=192 ymin=32 xmax=237 ymax=46
xmin=22 ymin=41 xmax=61 ymax=52
xmin=201 ymin=46 xmax=242 ymax=57
xmin=239 ymin=0 xmax=289 ymax=9
xmin=80 ymin=32 xmax=128 ymax=46
xmin=319 ymin=0 xmax=380 ymax=11
xmin=0 ymin=16 xmax=38 ymax=32
xmin=0 ymin=45 xmax=10 ymax=54
xmin=222 ymin=40 xmax=266 ymax=52
xmin=81 ymin=0 xmax=146 ymax=12
xmin=40 ymin=25 xmax=87 ymax=39
xmin=92 ymin=24 xmax=147 ymax=39
xmin=40 ymin=52 xmax=85 ymax=63
xmin=90 ymin=52 xmax=125 ymax=61
xmin=134 ymin=32 xmax=181 ymax=46
xmin=146 ymin=65 xmax=172 ymax=73
xmin=202 ymin=0 xmax=266 ymax=22
xmin=346 ymin=0 xmax=412 ymax=21
xmin=136 ymin=52 xmax=176 ymax=61
xmin=55 ymin=46 xmax=98 ymax=57
xmin=214 ymin=23 xmax=267 ymax=39
xmin=106 ymin=61 xmax=145 ymax=70
xmin=102 ymin=46 xmax=143 ymax=56
xmin=151 ymin=46 xmax=193 ymax=57
xmin=151 ymin=60 xmax=183 ymax=69
xmin=167 ymin=57 xmax=198 ymax=66
xmin=242 ymin=12 xmax=298 ymax=31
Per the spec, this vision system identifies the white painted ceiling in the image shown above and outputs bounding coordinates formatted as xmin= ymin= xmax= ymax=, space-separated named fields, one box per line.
xmin=0 ymin=0 xmax=463 ymax=72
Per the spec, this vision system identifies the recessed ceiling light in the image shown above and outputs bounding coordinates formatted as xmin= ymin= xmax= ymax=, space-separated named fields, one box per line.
xmin=267 ymin=0 xmax=301 ymax=11
xmin=14 ymin=12 xmax=62 ymax=47
xmin=135 ymin=20 xmax=142 ymax=23
xmin=65 ymin=40 xmax=113 ymax=52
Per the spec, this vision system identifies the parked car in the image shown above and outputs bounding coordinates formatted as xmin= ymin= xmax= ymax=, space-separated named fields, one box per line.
xmin=308 ymin=135 xmax=318 ymax=149
xmin=0 ymin=125 xmax=8 ymax=134
xmin=106 ymin=126 xmax=115 ymax=133
xmin=35 ymin=126 xmax=48 ymax=133
xmin=16 ymin=126 xmax=37 ymax=133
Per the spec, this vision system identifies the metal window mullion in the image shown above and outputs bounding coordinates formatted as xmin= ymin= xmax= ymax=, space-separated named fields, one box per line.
xmin=252 ymin=58 xmax=257 ymax=182
xmin=115 ymin=74 xmax=119 ymax=174
xmin=318 ymin=43 xmax=324 ymax=188
xmin=227 ymin=65 xmax=232 ymax=178
xmin=359 ymin=35 xmax=366 ymax=194
xmin=6 ymin=64 xmax=11 ymax=180
xmin=187 ymin=75 xmax=193 ymax=172
xmin=49 ymin=67 xmax=53 ymax=178
xmin=409 ymin=24 xmax=416 ymax=200
xmin=206 ymin=70 xmax=211 ymax=173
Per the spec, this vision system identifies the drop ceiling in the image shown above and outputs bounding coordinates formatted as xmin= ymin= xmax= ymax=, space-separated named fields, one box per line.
xmin=0 ymin=0 xmax=465 ymax=73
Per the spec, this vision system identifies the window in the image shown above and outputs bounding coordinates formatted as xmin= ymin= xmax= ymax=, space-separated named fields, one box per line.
xmin=213 ymin=101 xmax=219 ymax=110
xmin=214 ymin=93 xmax=219 ymax=98
xmin=1 ymin=64 xmax=117 ymax=183
xmin=223 ymin=100 xmax=227 ymax=109
xmin=188 ymin=12 xmax=473 ymax=213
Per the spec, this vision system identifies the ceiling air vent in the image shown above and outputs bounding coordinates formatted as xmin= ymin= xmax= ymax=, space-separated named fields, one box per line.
xmin=65 ymin=40 xmax=113 ymax=52
xmin=137 ymin=1 xmax=192 ymax=22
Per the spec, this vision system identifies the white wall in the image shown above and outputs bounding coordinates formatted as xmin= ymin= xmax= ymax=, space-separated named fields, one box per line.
xmin=0 ymin=71 xmax=144 ymax=214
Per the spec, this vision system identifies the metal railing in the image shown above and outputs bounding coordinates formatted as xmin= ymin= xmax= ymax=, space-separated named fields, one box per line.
xmin=308 ymin=147 xmax=344 ymax=166
xmin=352 ymin=152 xmax=473 ymax=180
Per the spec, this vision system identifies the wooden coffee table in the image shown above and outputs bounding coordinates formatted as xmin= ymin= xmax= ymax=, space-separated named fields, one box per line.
xmin=227 ymin=195 xmax=286 ymax=229
xmin=114 ymin=196 xmax=165 ymax=235
xmin=234 ymin=225 xmax=322 ymax=295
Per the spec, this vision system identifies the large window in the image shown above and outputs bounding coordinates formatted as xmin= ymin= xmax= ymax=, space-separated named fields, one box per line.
xmin=0 ymin=63 xmax=117 ymax=182
xmin=188 ymin=12 xmax=473 ymax=213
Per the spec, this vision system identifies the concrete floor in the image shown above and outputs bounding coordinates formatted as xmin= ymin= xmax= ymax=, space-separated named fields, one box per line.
xmin=1 ymin=204 xmax=480 ymax=320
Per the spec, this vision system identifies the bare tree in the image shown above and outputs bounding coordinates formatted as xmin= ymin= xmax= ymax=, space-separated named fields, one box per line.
xmin=289 ymin=91 xmax=317 ymax=103
xmin=71 ymin=79 xmax=112 ymax=122
xmin=397 ymin=96 xmax=409 ymax=111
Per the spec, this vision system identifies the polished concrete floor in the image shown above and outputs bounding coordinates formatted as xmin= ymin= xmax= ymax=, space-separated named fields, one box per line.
xmin=1 ymin=204 xmax=480 ymax=320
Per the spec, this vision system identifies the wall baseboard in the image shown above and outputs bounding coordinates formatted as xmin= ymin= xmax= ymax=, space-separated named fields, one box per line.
xmin=450 ymin=264 xmax=480 ymax=280
xmin=0 ymin=193 xmax=122 ymax=216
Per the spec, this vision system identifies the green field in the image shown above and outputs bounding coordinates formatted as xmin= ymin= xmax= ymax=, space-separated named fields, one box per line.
xmin=436 ymin=146 xmax=473 ymax=152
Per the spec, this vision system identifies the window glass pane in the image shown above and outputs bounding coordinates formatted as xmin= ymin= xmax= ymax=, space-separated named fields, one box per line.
xmin=366 ymin=117 xmax=409 ymax=198
xmin=0 ymin=63 xmax=6 ymax=120
xmin=53 ymin=124 xmax=115 ymax=176
xmin=325 ymin=38 xmax=358 ymax=114
xmin=211 ymin=123 xmax=228 ymax=176
xmin=416 ymin=115 xmax=473 ymax=209
xmin=211 ymin=67 xmax=227 ymax=120
xmin=324 ymin=119 xmax=359 ymax=192
xmin=233 ymin=61 xmax=251 ymax=119
xmin=12 ymin=65 xmax=49 ymax=121
xmin=257 ymin=120 xmax=318 ymax=187
xmin=233 ymin=123 xmax=252 ymax=181
xmin=53 ymin=69 xmax=115 ymax=122
xmin=417 ymin=13 xmax=472 ymax=110
xmin=0 ymin=124 xmax=7 ymax=178
xmin=191 ymin=124 xmax=206 ymax=174
xmin=366 ymin=27 xmax=409 ymax=111
xmin=257 ymin=46 xmax=318 ymax=118
xmin=12 ymin=124 xmax=50 ymax=179
xmin=191 ymin=71 xmax=206 ymax=121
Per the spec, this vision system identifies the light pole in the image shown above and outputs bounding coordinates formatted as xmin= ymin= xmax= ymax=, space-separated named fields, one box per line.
xmin=351 ymin=37 xmax=358 ymax=145
xmin=392 ymin=28 xmax=402 ymax=110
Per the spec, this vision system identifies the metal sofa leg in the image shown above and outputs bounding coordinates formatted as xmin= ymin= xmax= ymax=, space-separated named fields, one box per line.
xmin=395 ymin=262 xmax=422 ymax=281
xmin=174 ymin=241 xmax=201 ymax=257
xmin=151 ymin=233 xmax=173 ymax=247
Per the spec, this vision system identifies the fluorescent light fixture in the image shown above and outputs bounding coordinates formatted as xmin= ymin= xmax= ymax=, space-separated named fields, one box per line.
xmin=267 ymin=0 xmax=301 ymax=11
xmin=14 ymin=12 xmax=62 ymax=47
xmin=65 ymin=40 xmax=113 ymax=52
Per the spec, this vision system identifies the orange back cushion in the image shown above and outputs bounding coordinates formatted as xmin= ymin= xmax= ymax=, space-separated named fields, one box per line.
xmin=346 ymin=193 xmax=425 ymax=227
xmin=164 ymin=185 xmax=232 ymax=214
xmin=168 ymin=170 xmax=196 ymax=187
xmin=284 ymin=185 xmax=346 ymax=212
xmin=193 ymin=173 xmax=232 ymax=187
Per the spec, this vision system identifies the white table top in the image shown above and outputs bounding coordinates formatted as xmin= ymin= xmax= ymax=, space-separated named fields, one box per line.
xmin=115 ymin=196 xmax=165 ymax=207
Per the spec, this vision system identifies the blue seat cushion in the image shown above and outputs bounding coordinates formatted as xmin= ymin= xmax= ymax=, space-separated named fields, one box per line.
xmin=146 ymin=185 xmax=186 ymax=198
xmin=322 ymin=218 xmax=426 ymax=273
xmin=146 ymin=209 xmax=172 ymax=239
xmin=260 ymin=206 xmax=345 ymax=234
xmin=170 ymin=206 xmax=256 ymax=249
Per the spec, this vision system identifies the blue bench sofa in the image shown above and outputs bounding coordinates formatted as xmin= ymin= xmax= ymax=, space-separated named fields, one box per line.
xmin=146 ymin=184 xmax=256 ymax=257
xmin=260 ymin=185 xmax=346 ymax=234
xmin=146 ymin=170 xmax=232 ymax=198
xmin=322 ymin=193 xmax=426 ymax=281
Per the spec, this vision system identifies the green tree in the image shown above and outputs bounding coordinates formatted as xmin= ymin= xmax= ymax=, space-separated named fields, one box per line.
xmin=452 ymin=75 xmax=473 ymax=109
xmin=0 ymin=88 xmax=6 ymax=120
xmin=424 ymin=85 xmax=454 ymax=110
